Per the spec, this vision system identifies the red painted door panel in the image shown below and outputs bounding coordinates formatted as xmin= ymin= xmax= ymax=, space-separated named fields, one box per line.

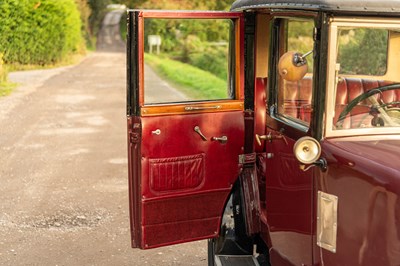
xmin=139 ymin=112 xmax=244 ymax=248
xmin=264 ymin=127 xmax=313 ymax=266
xmin=127 ymin=10 xmax=244 ymax=249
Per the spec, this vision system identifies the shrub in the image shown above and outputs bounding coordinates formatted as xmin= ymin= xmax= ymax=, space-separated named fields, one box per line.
xmin=0 ymin=0 xmax=84 ymax=65
xmin=188 ymin=46 xmax=228 ymax=80
xmin=75 ymin=0 xmax=93 ymax=49
xmin=0 ymin=53 xmax=7 ymax=83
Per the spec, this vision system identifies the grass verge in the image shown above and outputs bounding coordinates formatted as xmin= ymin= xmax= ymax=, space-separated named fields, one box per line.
xmin=0 ymin=82 xmax=17 ymax=97
xmin=144 ymin=53 xmax=228 ymax=100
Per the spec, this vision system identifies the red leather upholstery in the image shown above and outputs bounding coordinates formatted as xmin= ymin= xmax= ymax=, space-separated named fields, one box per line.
xmin=282 ymin=78 xmax=313 ymax=123
xmin=298 ymin=78 xmax=313 ymax=122
xmin=334 ymin=78 xmax=400 ymax=128
xmin=283 ymin=80 xmax=300 ymax=118
xmin=149 ymin=154 xmax=205 ymax=192
xmin=281 ymin=77 xmax=399 ymax=128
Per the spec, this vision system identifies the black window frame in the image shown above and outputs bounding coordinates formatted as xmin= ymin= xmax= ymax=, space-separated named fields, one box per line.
xmin=267 ymin=12 xmax=322 ymax=137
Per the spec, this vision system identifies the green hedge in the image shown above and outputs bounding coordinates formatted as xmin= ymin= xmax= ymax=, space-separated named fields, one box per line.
xmin=0 ymin=0 xmax=84 ymax=65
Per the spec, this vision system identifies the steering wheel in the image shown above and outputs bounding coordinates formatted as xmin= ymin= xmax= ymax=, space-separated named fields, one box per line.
xmin=336 ymin=83 xmax=400 ymax=127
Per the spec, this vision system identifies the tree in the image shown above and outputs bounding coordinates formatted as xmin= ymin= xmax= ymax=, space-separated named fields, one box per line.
xmin=75 ymin=0 xmax=92 ymax=48
xmin=140 ymin=0 xmax=235 ymax=10
xmin=115 ymin=0 xmax=147 ymax=9
xmin=88 ymin=0 xmax=110 ymax=37
xmin=338 ymin=28 xmax=388 ymax=75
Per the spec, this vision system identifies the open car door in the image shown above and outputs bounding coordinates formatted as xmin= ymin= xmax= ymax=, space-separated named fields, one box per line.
xmin=127 ymin=10 xmax=244 ymax=249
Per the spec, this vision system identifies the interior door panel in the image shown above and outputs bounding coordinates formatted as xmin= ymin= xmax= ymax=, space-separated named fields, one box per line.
xmin=140 ymin=112 xmax=244 ymax=248
xmin=134 ymin=111 xmax=245 ymax=249
xmin=141 ymin=112 xmax=245 ymax=196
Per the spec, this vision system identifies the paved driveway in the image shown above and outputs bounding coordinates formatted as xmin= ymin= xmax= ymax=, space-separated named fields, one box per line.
xmin=0 ymin=9 xmax=207 ymax=266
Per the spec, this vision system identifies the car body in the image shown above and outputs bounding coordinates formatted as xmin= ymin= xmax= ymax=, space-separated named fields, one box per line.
xmin=127 ymin=0 xmax=400 ymax=265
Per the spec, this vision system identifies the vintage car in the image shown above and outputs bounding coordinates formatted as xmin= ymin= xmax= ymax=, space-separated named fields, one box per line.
xmin=127 ymin=0 xmax=400 ymax=265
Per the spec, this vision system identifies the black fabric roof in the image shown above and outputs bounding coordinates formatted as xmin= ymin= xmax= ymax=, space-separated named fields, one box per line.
xmin=231 ymin=0 xmax=400 ymax=13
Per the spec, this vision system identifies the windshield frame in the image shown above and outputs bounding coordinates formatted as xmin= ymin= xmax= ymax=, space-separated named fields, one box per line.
xmin=325 ymin=17 xmax=400 ymax=138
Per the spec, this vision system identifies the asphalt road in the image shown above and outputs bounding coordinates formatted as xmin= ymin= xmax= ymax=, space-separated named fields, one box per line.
xmin=0 ymin=9 xmax=207 ymax=266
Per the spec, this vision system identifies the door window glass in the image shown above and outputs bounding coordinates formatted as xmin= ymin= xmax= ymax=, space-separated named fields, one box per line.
xmin=143 ymin=18 xmax=234 ymax=104
xmin=332 ymin=27 xmax=400 ymax=130
xmin=277 ymin=19 xmax=315 ymax=125
xmin=337 ymin=28 xmax=388 ymax=76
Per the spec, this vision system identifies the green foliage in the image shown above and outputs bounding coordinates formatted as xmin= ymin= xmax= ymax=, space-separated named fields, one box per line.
xmin=189 ymin=46 xmax=228 ymax=80
xmin=88 ymin=0 xmax=147 ymax=45
xmin=0 ymin=0 xmax=84 ymax=65
xmin=338 ymin=28 xmax=388 ymax=75
xmin=120 ymin=12 xmax=127 ymax=41
xmin=0 ymin=53 xmax=16 ymax=96
xmin=141 ymin=0 xmax=234 ymax=10
xmin=88 ymin=0 xmax=233 ymax=51
xmin=0 ymin=53 xmax=6 ymax=83
xmin=0 ymin=81 xmax=16 ymax=97
xmin=287 ymin=20 xmax=315 ymax=72
xmin=75 ymin=0 xmax=93 ymax=49
xmin=115 ymin=0 xmax=146 ymax=8
xmin=88 ymin=0 xmax=110 ymax=39
xmin=145 ymin=53 xmax=228 ymax=99
xmin=144 ymin=18 xmax=230 ymax=49
xmin=144 ymin=19 xmax=231 ymax=80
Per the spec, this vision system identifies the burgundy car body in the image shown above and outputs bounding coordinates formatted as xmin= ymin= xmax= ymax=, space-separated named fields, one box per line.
xmin=127 ymin=1 xmax=400 ymax=265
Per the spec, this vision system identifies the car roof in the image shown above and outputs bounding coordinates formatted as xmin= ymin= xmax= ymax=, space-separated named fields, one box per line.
xmin=231 ymin=0 xmax=400 ymax=13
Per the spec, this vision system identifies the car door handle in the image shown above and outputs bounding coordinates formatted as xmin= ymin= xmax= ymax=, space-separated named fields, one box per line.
xmin=211 ymin=136 xmax=228 ymax=144
xmin=194 ymin=126 xmax=207 ymax=141
xmin=255 ymin=134 xmax=268 ymax=146
xmin=255 ymin=133 xmax=288 ymax=146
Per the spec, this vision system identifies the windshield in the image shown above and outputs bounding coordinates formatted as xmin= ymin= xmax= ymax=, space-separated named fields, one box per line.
xmin=331 ymin=24 xmax=400 ymax=133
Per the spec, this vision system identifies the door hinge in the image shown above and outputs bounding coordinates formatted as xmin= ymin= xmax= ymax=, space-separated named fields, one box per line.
xmin=130 ymin=132 xmax=140 ymax=143
xmin=129 ymin=122 xmax=141 ymax=144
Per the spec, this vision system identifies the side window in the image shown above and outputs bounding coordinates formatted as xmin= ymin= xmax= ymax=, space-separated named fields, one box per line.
xmin=143 ymin=18 xmax=234 ymax=104
xmin=276 ymin=19 xmax=315 ymax=125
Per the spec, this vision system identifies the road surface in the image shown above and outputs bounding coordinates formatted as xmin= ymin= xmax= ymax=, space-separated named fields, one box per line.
xmin=0 ymin=9 xmax=207 ymax=266
xmin=144 ymin=63 xmax=189 ymax=103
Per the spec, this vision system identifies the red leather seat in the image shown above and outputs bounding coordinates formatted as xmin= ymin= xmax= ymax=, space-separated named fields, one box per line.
xmin=282 ymin=78 xmax=313 ymax=123
xmin=269 ymin=76 xmax=399 ymax=128
xmin=334 ymin=78 xmax=398 ymax=129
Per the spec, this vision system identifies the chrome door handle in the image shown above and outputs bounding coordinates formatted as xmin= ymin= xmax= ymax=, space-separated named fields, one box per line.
xmin=255 ymin=134 xmax=268 ymax=146
xmin=194 ymin=126 xmax=207 ymax=141
xmin=212 ymin=136 xmax=228 ymax=144
xmin=255 ymin=133 xmax=288 ymax=146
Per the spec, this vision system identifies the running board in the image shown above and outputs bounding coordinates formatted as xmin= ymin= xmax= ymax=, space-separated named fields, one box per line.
xmin=215 ymin=255 xmax=260 ymax=266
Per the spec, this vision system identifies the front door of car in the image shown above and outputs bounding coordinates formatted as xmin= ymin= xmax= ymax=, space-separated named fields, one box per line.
xmin=127 ymin=10 xmax=244 ymax=249
xmin=260 ymin=16 xmax=317 ymax=265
